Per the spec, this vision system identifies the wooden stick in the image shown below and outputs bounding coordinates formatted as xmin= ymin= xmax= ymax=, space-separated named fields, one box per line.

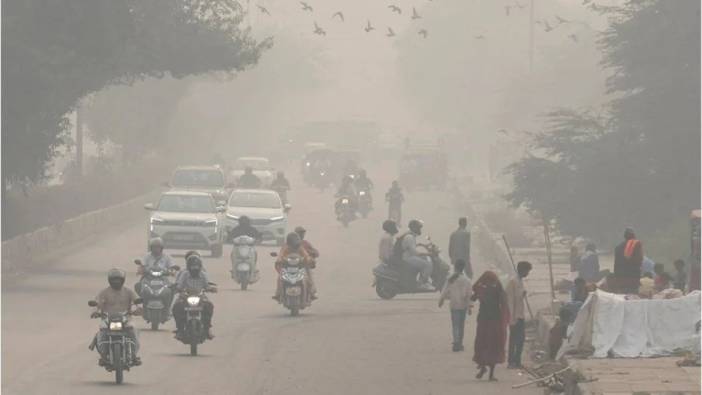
xmin=502 ymin=234 xmax=534 ymax=321
xmin=511 ymin=365 xmax=573 ymax=389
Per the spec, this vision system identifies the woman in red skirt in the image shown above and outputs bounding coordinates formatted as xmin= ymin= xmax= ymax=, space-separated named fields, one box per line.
xmin=471 ymin=270 xmax=510 ymax=381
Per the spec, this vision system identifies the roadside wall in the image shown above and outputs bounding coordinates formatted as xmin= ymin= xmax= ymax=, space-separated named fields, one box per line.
xmin=1 ymin=192 xmax=157 ymax=273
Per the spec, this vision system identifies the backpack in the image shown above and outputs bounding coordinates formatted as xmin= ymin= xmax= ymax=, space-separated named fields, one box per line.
xmin=391 ymin=232 xmax=412 ymax=265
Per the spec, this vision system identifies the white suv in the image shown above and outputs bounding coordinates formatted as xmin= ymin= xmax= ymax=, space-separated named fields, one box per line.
xmin=224 ymin=189 xmax=290 ymax=246
xmin=145 ymin=191 xmax=226 ymax=257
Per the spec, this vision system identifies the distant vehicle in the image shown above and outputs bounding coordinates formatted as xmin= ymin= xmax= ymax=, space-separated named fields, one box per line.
xmin=230 ymin=157 xmax=274 ymax=187
xmin=398 ymin=147 xmax=447 ymax=191
xmin=224 ymin=189 xmax=290 ymax=246
xmin=144 ymin=191 xmax=226 ymax=257
xmin=303 ymin=142 xmax=327 ymax=154
xmin=167 ymin=166 xmax=229 ymax=203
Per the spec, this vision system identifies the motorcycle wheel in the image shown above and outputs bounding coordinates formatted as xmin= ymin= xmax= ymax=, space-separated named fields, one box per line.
xmin=190 ymin=342 xmax=198 ymax=356
xmin=151 ymin=321 xmax=159 ymax=331
xmin=113 ymin=343 xmax=124 ymax=384
xmin=241 ymin=280 xmax=248 ymax=291
xmin=375 ymin=281 xmax=398 ymax=300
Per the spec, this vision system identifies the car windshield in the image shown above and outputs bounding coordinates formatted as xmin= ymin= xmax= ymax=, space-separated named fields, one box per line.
xmin=172 ymin=169 xmax=224 ymax=188
xmin=235 ymin=159 xmax=269 ymax=170
xmin=158 ymin=195 xmax=215 ymax=213
xmin=229 ymin=192 xmax=281 ymax=209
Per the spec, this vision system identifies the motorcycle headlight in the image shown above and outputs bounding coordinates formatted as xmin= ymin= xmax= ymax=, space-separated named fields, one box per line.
xmin=342 ymin=198 xmax=349 ymax=204
xmin=305 ymin=162 xmax=311 ymax=167
xmin=187 ymin=296 xmax=201 ymax=306
xmin=109 ymin=322 xmax=123 ymax=331
xmin=359 ymin=191 xmax=366 ymax=196
xmin=320 ymin=171 xmax=326 ymax=176
xmin=270 ymin=216 xmax=285 ymax=221
xmin=151 ymin=271 xmax=162 ymax=277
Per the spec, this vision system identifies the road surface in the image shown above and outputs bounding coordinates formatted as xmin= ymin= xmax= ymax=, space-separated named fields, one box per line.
xmin=2 ymin=162 xmax=540 ymax=394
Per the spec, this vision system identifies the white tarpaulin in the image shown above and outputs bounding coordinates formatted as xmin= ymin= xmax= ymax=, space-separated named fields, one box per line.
xmin=558 ymin=290 xmax=701 ymax=359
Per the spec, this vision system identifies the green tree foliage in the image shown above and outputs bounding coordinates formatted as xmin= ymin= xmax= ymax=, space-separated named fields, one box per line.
xmin=2 ymin=0 xmax=270 ymax=187
xmin=507 ymin=0 xmax=700 ymax=244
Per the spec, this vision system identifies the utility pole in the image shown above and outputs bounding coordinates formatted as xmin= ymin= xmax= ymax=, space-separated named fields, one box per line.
xmin=75 ymin=101 xmax=84 ymax=177
xmin=529 ymin=0 xmax=535 ymax=72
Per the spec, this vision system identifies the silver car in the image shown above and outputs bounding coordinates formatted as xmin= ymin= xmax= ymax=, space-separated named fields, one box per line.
xmin=167 ymin=165 xmax=230 ymax=203
xmin=224 ymin=189 xmax=290 ymax=246
xmin=145 ymin=191 xmax=226 ymax=257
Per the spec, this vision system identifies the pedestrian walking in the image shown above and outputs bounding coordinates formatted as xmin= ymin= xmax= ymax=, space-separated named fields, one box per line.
xmin=438 ymin=259 xmax=473 ymax=352
xmin=471 ymin=271 xmax=510 ymax=381
xmin=613 ymin=227 xmax=643 ymax=294
xmin=449 ymin=217 xmax=472 ymax=278
xmin=506 ymin=261 xmax=532 ymax=369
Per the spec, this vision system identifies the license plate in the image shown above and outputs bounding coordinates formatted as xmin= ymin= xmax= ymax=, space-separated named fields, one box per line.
xmin=172 ymin=234 xmax=194 ymax=241
xmin=286 ymin=287 xmax=302 ymax=296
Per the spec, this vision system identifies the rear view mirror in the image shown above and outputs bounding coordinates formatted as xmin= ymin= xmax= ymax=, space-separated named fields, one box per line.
xmin=88 ymin=300 xmax=98 ymax=307
xmin=270 ymin=252 xmax=278 ymax=257
xmin=144 ymin=203 xmax=155 ymax=211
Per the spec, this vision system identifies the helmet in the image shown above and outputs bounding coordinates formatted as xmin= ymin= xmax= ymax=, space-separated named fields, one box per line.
xmin=149 ymin=237 xmax=164 ymax=252
xmin=294 ymin=226 xmax=306 ymax=235
xmin=184 ymin=250 xmax=200 ymax=262
xmin=186 ymin=253 xmax=203 ymax=271
xmin=382 ymin=220 xmax=398 ymax=235
xmin=408 ymin=219 xmax=423 ymax=234
xmin=286 ymin=232 xmax=302 ymax=249
xmin=239 ymin=215 xmax=251 ymax=226
xmin=107 ymin=268 xmax=126 ymax=289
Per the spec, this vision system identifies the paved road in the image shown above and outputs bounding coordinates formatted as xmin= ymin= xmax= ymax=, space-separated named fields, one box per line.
xmin=2 ymin=163 xmax=540 ymax=395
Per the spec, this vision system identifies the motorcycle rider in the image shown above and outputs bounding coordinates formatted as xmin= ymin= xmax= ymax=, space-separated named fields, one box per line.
xmin=354 ymin=169 xmax=374 ymax=193
xmin=172 ymin=253 xmax=216 ymax=339
xmin=89 ymin=268 xmax=142 ymax=365
xmin=335 ymin=175 xmax=358 ymax=216
xmin=136 ymin=237 xmax=176 ymax=292
xmin=385 ymin=180 xmax=405 ymax=225
xmin=395 ymin=219 xmax=434 ymax=291
xmin=238 ymin=166 xmax=262 ymax=189
xmin=295 ymin=226 xmax=318 ymax=299
xmin=228 ymin=215 xmax=262 ymax=242
xmin=270 ymin=171 xmax=291 ymax=203
xmin=273 ymin=232 xmax=314 ymax=302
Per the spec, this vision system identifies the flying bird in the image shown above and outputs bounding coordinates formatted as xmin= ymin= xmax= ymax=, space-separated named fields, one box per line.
xmin=474 ymin=34 xmax=486 ymax=39
xmin=555 ymin=15 xmax=570 ymax=24
xmin=257 ymin=5 xmax=270 ymax=15
xmin=412 ymin=7 xmax=421 ymax=19
xmin=364 ymin=20 xmax=375 ymax=32
xmin=505 ymin=5 xmax=512 ymax=16
xmin=386 ymin=27 xmax=396 ymax=37
xmin=332 ymin=11 xmax=344 ymax=22
xmin=313 ymin=21 xmax=326 ymax=35
xmin=300 ymin=2 xmax=313 ymax=12
xmin=388 ymin=5 xmax=402 ymax=14
xmin=568 ymin=34 xmax=578 ymax=42
xmin=543 ymin=20 xmax=554 ymax=32
xmin=418 ymin=29 xmax=428 ymax=38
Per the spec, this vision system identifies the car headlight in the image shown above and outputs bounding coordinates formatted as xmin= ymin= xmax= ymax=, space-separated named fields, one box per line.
xmin=270 ymin=216 xmax=285 ymax=221
xmin=109 ymin=322 xmax=123 ymax=331
xmin=187 ymin=296 xmax=201 ymax=306
xmin=359 ymin=191 xmax=366 ymax=196
xmin=226 ymin=213 xmax=239 ymax=220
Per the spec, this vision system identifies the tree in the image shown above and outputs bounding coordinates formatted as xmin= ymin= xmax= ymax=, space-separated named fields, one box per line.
xmin=2 ymin=0 xmax=270 ymax=189
xmin=507 ymin=0 xmax=700 ymax=244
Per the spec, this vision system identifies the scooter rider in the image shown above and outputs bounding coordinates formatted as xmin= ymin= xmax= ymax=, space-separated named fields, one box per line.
xmin=228 ymin=215 xmax=262 ymax=242
xmin=89 ymin=268 xmax=142 ymax=365
xmin=238 ymin=167 xmax=262 ymax=189
xmin=172 ymin=253 xmax=216 ymax=339
xmin=273 ymin=232 xmax=314 ymax=302
xmin=270 ymin=171 xmax=291 ymax=203
xmin=396 ymin=220 xmax=434 ymax=291
xmin=295 ymin=226 xmax=318 ymax=299
xmin=354 ymin=169 xmax=374 ymax=192
xmin=335 ymin=175 xmax=358 ymax=214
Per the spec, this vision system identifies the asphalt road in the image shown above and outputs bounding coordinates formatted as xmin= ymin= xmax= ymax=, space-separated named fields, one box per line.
xmin=2 ymin=163 xmax=540 ymax=395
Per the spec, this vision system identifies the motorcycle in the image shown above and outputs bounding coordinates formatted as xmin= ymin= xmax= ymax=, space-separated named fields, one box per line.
xmin=311 ymin=168 xmax=331 ymax=191
xmin=271 ymin=252 xmax=310 ymax=316
xmin=335 ymin=195 xmax=356 ymax=227
xmin=357 ymin=189 xmax=372 ymax=218
xmin=230 ymin=235 xmax=259 ymax=290
xmin=176 ymin=286 xmax=216 ymax=356
xmin=372 ymin=237 xmax=450 ymax=299
xmin=134 ymin=260 xmax=179 ymax=330
xmin=88 ymin=299 xmax=142 ymax=384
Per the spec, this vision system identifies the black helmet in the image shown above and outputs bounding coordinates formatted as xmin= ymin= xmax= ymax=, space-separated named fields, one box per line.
xmin=382 ymin=220 xmax=398 ymax=235
xmin=186 ymin=254 xmax=202 ymax=272
xmin=294 ymin=226 xmax=306 ymax=237
xmin=408 ymin=219 xmax=423 ymax=234
xmin=184 ymin=250 xmax=200 ymax=262
xmin=107 ymin=268 xmax=126 ymax=289
xmin=286 ymin=232 xmax=302 ymax=249
xmin=239 ymin=215 xmax=251 ymax=226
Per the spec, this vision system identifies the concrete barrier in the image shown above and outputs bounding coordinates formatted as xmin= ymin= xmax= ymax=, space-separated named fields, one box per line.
xmin=2 ymin=192 xmax=158 ymax=273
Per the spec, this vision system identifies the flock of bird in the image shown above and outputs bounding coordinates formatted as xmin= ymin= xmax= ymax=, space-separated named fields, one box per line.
xmin=253 ymin=0 xmax=598 ymax=43
xmin=255 ymin=1 xmax=432 ymax=39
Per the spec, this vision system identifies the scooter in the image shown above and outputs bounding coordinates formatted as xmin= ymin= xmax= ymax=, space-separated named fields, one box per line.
xmin=88 ymin=299 xmax=142 ymax=384
xmin=335 ymin=195 xmax=356 ymax=227
xmin=230 ymin=235 xmax=259 ymax=290
xmin=372 ymin=237 xmax=450 ymax=299
xmin=271 ymin=252 xmax=310 ymax=316
xmin=358 ymin=189 xmax=372 ymax=218
xmin=134 ymin=260 xmax=179 ymax=330
xmin=176 ymin=287 xmax=216 ymax=356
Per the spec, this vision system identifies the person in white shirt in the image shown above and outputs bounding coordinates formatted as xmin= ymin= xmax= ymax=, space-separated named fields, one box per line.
xmin=505 ymin=261 xmax=532 ymax=369
xmin=378 ymin=220 xmax=399 ymax=264
xmin=439 ymin=259 xmax=473 ymax=352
